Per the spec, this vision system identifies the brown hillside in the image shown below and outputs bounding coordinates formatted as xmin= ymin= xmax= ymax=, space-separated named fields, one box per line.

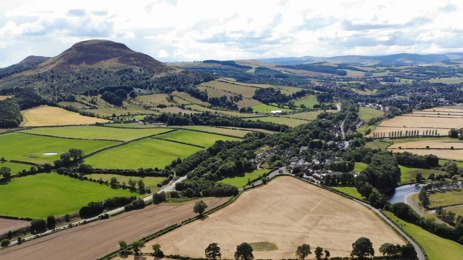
xmin=35 ymin=39 xmax=174 ymax=73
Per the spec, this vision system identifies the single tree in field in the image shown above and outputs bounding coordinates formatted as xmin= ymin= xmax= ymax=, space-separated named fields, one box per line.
xmin=315 ymin=246 xmax=323 ymax=260
xmin=132 ymin=240 xmax=145 ymax=255
xmin=119 ymin=240 xmax=130 ymax=256
xmin=379 ymin=243 xmax=400 ymax=257
xmin=234 ymin=242 xmax=254 ymax=260
xmin=0 ymin=167 xmax=11 ymax=179
xmin=351 ymin=237 xmax=374 ymax=259
xmin=138 ymin=179 xmax=145 ymax=193
xmin=46 ymin=215 xmax=56 ymax=230
xmin=205 ymin=243 xmax=221 ymax=260
xmin=69 ymin=148 xmax=83 ymax=161
xmin=400 ymin=243 xmax=418 ymax=259
xmin=295 ymin=243 xmax=311 ymax=260
xmin=152 ymin=244 xmax=164 ymax=257
xmin=324 ymin=249 xmax=330 ymax=259
xmin=153 ymin=192 xmax=166 ymax=204
xmin=194 ymin=200 xmax=208 ymax=217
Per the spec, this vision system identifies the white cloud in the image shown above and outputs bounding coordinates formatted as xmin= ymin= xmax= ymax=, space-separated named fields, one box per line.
xmin=0 ymin=0 xmax=462 ymax=67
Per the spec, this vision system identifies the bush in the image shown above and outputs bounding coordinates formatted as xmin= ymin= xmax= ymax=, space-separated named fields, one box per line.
xmin=1 ymin=239 xmax=10 ymax=248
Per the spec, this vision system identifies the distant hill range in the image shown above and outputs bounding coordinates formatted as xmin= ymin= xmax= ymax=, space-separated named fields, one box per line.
xmin=259 ymin=53 xmax=463 ymax=66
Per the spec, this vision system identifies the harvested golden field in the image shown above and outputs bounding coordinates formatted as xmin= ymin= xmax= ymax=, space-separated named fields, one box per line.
xmin=21 ymin=105 xmax=109 ymax=127
xmin=388 ymin=139 xmax=463 ymax=160
xmin=370 ymin=107 xmax=463 ymax=138
xmin=144 ymin=177 xmax=405 ymax=259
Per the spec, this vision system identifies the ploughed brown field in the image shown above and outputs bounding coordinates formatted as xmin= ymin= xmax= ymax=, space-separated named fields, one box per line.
xmin=0 ymin=218 xmax=29 ymax=235
xmin=0 ymin=197 xmax=227 ymax=260
xmin=144 ymin=177 xmax=405 ymax=259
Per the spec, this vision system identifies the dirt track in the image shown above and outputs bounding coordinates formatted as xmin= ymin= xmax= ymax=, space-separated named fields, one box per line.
xmin=145 ymin=177 xmax=405 ymax=259
xmin=0 ymin=218 xmax=29 ymax=235
xmin=0 ymin=197 xmax=226 ymax=260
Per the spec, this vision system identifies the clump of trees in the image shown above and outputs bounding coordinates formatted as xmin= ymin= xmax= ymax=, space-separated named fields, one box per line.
xmin=145 ymin=111 xmax=289 ymax=132
xmin=0 ymin=98 xmax=22 ymax=127
xmin=395 ymin=152 xmax=439 ymax=169
xmin=79 ymin=196 xmax=136 ymax=218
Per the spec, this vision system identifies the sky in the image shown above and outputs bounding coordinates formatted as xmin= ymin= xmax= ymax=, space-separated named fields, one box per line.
xmin=0 ymin=0 xmax=462 ymax=67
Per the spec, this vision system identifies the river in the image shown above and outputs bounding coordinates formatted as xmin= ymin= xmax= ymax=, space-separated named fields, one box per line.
xmin=388 ymin=184 xmax=423 ymax=204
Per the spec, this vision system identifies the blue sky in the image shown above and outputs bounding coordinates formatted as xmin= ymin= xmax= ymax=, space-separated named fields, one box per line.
xmin=0 ymin=0 xmax=462 ymax=67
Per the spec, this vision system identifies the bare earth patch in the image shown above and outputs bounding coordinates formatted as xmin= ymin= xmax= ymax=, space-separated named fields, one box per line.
xmin=144 ymin=177 xmax=405 ymax=259
xmin=0 ymin=197 xmax=227 ymax=259
xmin=0 ymin=218 xmax=29 ymax=235
xmin=21 ymin=105 xmax=109 ymax=127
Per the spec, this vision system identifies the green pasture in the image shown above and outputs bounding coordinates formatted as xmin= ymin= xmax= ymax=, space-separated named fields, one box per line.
xmin=358 ymin=107 xmax=384 ymax=122
xmin=85 ymin=138 xmax=202 ymax=169
xmin=0 ymin=161 xmax=33 ymax=175
xmin=428 ymin=189 xmax=463 ymax=208
xmin=331 ymin=186 xmax=363 ymax=200
xmin=365 ymin=140 xmax=392 ymax=150
xmin=383 ymin=211 xmax=463 ymax=260
xmin=293 ymin=95 xmax=319 ymax=108
xmin=446 ymin=205 xmax=463 ymax=217
xmin=247 ymin=116 xmax=308 ymax=127
xmin=0 ymin=133 xmax=118 ymax=164
xmin=399 ymin=165 xmax=447 ymax=185
xmin=20 ymin=126 xmax=172 ymax=141
xmin=158 ymin=129 xmax=240 ymax=147
xmin=174 ymin=125 xmax=251 ymax=138
xmin=85 ymin=174 xmax=166 ymax=192
xmin=0 ymin=173 xmax=135 ymax=219
xmin=251 ymin=103 xmax=292 ymax=113
xmin=354 ymin=162 xmax=368 ymax=172
xmin=219 ymin=169 xmax=269 ymax=188
xmin=104 ymin=123 xmax=160 ymax=129
xmin=357 ymin=124 xmax=377 ymax=135
xmin=283 ymin=110 xmax=330 ymax=121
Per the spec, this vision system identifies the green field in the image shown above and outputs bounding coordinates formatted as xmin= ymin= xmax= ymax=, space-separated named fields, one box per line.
xmin=0 ymin=161 xmax=34 ymax=175
xmin=446 ymin=205 xmax=463 ymax=217
xmin=85 ymin=138 xmax=202 ymax=169
xmin=383 ymin=211 xmax=463 ymax=260
xmin=21 ymin=126 xmax=172 ymax=141
xmin=85 ymin=174 xmax=166 ymax=192
xmin=293 ymin=95 xmax=319 ymax=108
xmin=247 ymin=116 xmax=308 ymax=127
xmin=251 ymin=103 xmax=292 ymax=113
xmin=399 ymin=165 xmax=448 ymax=184
xmin=283 ymin=110 xmax=332 ymax=121
xmin=428 ymin=189 xmax=463 ymax=208
xmin=157 ymin=129 xmax=240 ymax=147
xmin=358 ymin=107 xmax=384 ymax=121
xmin=0 ymin=133 xmax=118 ymax=164
xmin=0 ymin=173 xmax=135 ymax=219
xmin=331 ymin=186 xmax=363 ymax=200
xmin=219 ymin=169 xmax=269 ymax=188
xmin=365 ymin=140 xmax=392 ymax=150
xmin=354 ymin=162 xmax=368 ymax=172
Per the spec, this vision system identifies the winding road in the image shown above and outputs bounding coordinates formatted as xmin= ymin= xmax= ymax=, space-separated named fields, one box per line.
xmin=354 ymin=199 xmax=426 ymax=260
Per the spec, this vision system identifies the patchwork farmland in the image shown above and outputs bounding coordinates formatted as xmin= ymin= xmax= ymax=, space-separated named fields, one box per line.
xmin=144 ymin=177 xmax=405 ymax=259
xmin=370 ymin=107 xmax=463 ymax=138
xmin=388 ymin=139 xmax=463 ymax=161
